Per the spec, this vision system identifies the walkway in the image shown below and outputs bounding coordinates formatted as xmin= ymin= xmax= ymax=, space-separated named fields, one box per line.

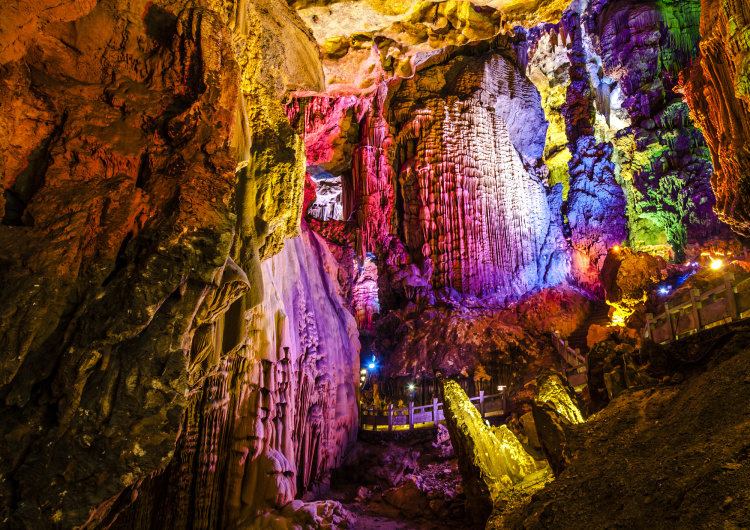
xmin=359 ymin=391 xmax=506 ymax=431
xmin=551 ymin=301 xmax=609 ymax=388
xmin=567 ymin=301 xmax=610 ymax=353
xmin=644 ymin=272 xmax=750 ymax=343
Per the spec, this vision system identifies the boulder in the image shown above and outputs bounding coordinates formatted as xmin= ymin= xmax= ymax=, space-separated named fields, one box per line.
xmin=531 ymin=401 xmax=575 ymax=477
xmin=383 ymin=476 xmax=430 ymax=520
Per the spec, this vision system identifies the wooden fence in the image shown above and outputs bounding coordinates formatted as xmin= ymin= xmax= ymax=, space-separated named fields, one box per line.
xmin=644 ymin=272 xmax=750 ymax=344
xmin=551 ymin=331 xmax=588 ymax=387
xmin=359 ymin=390 xmax=507 ymax=431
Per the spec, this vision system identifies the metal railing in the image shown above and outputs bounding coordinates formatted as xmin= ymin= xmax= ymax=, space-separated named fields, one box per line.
xmin=359 ymin=390 xmax=507 ymax=431
xmin=644 ymin=272 xmax=750 ymax=344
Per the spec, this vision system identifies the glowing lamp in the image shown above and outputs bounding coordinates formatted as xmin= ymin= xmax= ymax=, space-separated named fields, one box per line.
xmin=408 ymin=384 xmax=415 ymax=391
xmin=497 ymin=385 xmax=506 ymax=391
xmin=360 ymin=369 xmax=367 ymax=375
xmin=711 ymin=259 xmax=723 ymax=270
xmin=660 ymin=288 xmax=668 ymax=295
xmin=368 ymin=363 xmax=376 ymax=369
xmin=613 ymin=246 xmax=620 ymax=251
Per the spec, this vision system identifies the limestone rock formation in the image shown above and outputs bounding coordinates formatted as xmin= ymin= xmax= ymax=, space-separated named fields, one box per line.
xmin=566 ymin=136 xmax=628 ymax=293
xmin=586 ymin=0 xmax=725 ymax=259
xmin=293 ymin=0 xmax=576 ymax=96
xmin=0 ymin=0 xmax=359 ymax=526
xmin=599 ymin=246 xmax=672 ymax=325
xmin=104 ymin=222 xmax=360 ymax=528
xmin=388 ymin=47 xmax=569 ymax=299
xmin=531 ymin=369 xmax=586 ymax=476
xmin=0 ymin=1 xmax=242 ymax=525
xmin=440 ymin=379 xmax=539 ymax=528
xmin=682 ymin=0 xmax=750 ymax=235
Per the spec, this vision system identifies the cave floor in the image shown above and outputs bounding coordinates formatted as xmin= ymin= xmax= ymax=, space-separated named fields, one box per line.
xmin=319 ymin=484 xmax=430 ymax=529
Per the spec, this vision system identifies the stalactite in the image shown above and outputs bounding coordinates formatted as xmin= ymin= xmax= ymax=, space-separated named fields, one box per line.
xmin=388 ymin=50 xmax=567 ymax=300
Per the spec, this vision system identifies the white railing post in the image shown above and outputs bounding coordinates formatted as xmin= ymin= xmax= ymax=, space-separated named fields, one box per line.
xmin=388 ymin=403 xmax=394 ymax=432
xmin=432 ymin=397 xmax=439 ymax=424
xmin=724 ymin=273 xmax=739 ymax=321
xmin=479 ymin=390 xmax=485 ymax=419
xmin=408 ymin=402 xmax=415 ymax=430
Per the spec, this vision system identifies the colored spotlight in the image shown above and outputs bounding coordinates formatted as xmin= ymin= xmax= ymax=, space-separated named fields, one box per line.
xmin=711 ymin=259 xmax=723 ymax=270
xmin=368 ymin=363 xmax=376 ymax=369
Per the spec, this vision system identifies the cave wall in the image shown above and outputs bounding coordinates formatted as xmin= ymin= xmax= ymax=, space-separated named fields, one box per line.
xmin=523 ymin=0 xmax=727 ymax=275
xmin=386 ymin=47 xmax=570 ymax=300
xmin=682 ymin=0 xmax=750 ymax=236
xmin=0 ymin=0 xmax=361 ymax=527
xmin=106 ymin=221 xmax=359 ymax=529
xmin=0 ymin=1 xmax=241 ymax=525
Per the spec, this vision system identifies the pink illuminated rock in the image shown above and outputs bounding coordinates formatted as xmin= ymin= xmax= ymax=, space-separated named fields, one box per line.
xmin=388 ymin=50 xmax=569 ymax=299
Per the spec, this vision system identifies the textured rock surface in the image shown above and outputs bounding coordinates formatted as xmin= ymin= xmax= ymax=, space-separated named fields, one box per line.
xmin=388 ymin=47 xmax=568 ymax=299
xmin=505 ymin=325 xmax=750 ymax=528
xmin=599 ymin=246 xmax=671 ymax=325
xmin=0 ymin=0 xmax=360 ymax=527
xmin=0 ymin=1 xmax=241 ymax=525
xmin=566 ymin=136 xmax=628 ymax=294
xmin=292 ymin=0 xmax=575 ymax=96
xmin=523 ymin=0 xmax=728 ymax=270
xmin=440 ymin=379 xmax=539 ymax=528
xmin=682 ymin=0 xmax=750 ymax=235
xmin=376 ymin=286 xmax=593 ymax=380
xmin=590 ymin=0 xmax=726 ymax=259
xmin=105 ymin=222 xmax=359 ymax=528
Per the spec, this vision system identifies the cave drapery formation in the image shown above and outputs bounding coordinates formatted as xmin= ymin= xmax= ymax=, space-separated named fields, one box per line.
xmin=1 ymin=0 xmax=749 ymax=528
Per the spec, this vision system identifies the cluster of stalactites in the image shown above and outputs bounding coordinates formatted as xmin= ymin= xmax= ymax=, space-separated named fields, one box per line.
xmin=350 ymin=110 xmax=396 ymax=255
xmin=396 ymin=98 xmax=552 ymax=298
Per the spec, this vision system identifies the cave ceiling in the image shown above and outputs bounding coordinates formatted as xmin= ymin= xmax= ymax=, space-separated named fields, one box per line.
xmin=289 ymin=0 xmax=576 ymax=94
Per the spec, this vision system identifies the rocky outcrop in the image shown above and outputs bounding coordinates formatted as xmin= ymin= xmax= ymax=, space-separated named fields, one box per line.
xmin=682 ymin=0 xmax=750 ymax=235
xmin=506 ymin=325 xmax=750 ymax=528
xmin=530 ymin=368 xmax=586 ymax=476
xmin=440 ymin=379 xmax=539 ymax=528
xmin=599 ymin=246 xmax=672 ymax=325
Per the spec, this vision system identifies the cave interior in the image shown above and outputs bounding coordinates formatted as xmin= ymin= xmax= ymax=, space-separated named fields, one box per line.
xmin=1 ymin=0 xmax=750 ymax=528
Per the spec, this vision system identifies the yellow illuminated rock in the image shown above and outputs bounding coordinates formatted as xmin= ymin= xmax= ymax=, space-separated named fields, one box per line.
xmin=440 ymin=379 xmax=542 ymax=527
xmin=535 ymin=368 xmax=586 ymax=425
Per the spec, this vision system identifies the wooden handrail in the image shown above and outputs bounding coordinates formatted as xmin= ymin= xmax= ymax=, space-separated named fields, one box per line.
xmin=359 ymin=390 xmax=507 ymax=431
xmin=644 ymin=272 xmax=750 ymax=343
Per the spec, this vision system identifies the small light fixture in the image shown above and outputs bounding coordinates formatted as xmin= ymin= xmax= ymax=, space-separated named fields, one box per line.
xmin=711 ymin=259 xmax=723 ymax=270
xmin=497 ymin=385 xmax=506 ymax=391
xmin=660 ymin=288 xmax=669 ymax=295
xmin=613 ymin=246 xmax=620 ymax=251
xmin=408 ymin=384 xmax=415 ymax=391
xmin=368 ymin=363 xmax=376 ymax=369
xmin=360 ymin=369 xmax=367 ymax=375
